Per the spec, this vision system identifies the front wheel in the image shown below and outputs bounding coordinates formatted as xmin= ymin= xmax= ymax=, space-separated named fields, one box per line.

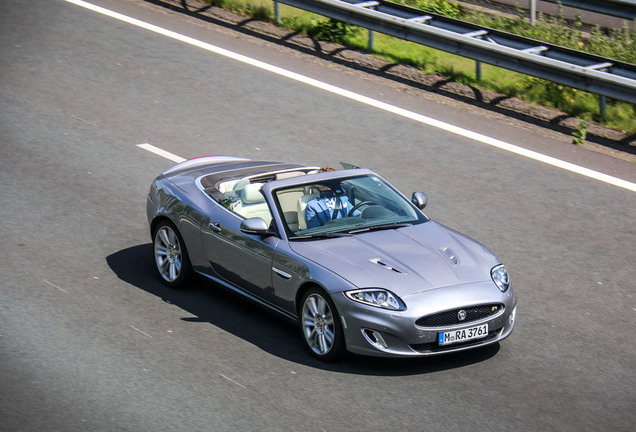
xmin=299 ymin=287 xmax=346 ymax=361
xmin=153 ymin=220 xmax=192 ymax=288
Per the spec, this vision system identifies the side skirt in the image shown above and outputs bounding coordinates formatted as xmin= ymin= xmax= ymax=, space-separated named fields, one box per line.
xmin=195 ymin=271 xmax=298 ymax=323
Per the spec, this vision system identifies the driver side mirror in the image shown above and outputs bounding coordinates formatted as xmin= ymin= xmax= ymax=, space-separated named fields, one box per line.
xmin=240 ymin=217 xmax=273 ymax=236
xmin=411 ymin=192 xmax=428 ymax=209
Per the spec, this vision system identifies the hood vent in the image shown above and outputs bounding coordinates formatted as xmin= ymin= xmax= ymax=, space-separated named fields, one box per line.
xmin=440 ymin=247 xmax=459 ymax=266
xmin=369 ymin=258 xmax=406 ymax=275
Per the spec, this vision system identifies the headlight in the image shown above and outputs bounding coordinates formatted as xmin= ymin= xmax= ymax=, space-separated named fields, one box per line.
xmin=491 ymin=264 xmax=510 ymax=292
xmin=345 ymin=288 xmax=406 ymax=311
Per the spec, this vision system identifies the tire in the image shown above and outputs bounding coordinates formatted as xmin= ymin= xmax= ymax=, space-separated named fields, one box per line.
xmin=299 ymin=287 xmax=346 ymax=361
xmin=153 ymin=220 xmax=192 ymax=288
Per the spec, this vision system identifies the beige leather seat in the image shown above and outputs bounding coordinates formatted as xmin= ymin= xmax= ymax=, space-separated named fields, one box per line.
xmin=277 ymin=188 xmax=304 ymax=231
xmin=297 ymin=192 xmax=319 ymax=230
xmin=238 ymin=183 xmax=272 ymax=225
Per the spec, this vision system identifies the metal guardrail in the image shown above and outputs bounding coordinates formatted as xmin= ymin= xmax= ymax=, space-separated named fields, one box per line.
xmin=274 ymin=0 xmax=636 ymax=107
xmin=543 ymin=0 xmax=636 ymax=20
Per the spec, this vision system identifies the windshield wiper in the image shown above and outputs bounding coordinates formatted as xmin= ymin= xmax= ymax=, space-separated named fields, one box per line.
xmin=348 ymin=223 xmax=412 ymax=234
xmin=289 ymin=232 xmax=352 ymax=240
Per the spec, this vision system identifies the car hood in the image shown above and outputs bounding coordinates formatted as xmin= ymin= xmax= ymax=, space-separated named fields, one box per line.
xmin=289 ymin=221 xmax=500 ymax=297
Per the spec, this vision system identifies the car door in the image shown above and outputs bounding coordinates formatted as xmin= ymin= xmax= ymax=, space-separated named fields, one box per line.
xmin=200 ymin=207 xmax=278 ymax=301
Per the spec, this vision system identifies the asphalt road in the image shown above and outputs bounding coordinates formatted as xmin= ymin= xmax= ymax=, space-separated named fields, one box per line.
xmin=1 ymin=0 xmax=635 ymax=431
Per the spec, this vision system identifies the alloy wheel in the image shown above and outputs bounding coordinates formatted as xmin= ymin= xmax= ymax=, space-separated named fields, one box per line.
xmin=154 ymin=225 xmax=182 ymax=283
xmin=301 ymin=293 xmax=336 ymax=356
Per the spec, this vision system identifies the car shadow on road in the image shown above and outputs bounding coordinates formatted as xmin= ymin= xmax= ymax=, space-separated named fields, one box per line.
xmin=107 ymin=244 xmax=499 ymax=376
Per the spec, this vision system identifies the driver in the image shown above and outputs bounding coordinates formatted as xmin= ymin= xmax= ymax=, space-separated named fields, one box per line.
xmin=305 ymin=167 xmax=360 ymax=229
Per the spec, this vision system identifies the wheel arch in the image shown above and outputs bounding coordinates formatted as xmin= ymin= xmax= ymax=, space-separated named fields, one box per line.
xmin=150 ymin=215 xmax=176 ymax=239
xmin=295 ymin=281 xmax=346 ymax=318
xmin=295 ymin=282 xmax=324 ymax=317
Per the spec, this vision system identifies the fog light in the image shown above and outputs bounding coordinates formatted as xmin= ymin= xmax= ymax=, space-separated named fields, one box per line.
xmin=509 ymin=306 xmax=517 ymax=326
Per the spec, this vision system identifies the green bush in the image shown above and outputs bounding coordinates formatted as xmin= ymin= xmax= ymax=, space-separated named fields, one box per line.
xmin=393 ymin=0 xmax=463 ymax=19
xmin=587 ymin=23 xmax=636 ymax=64
xmin=572 ymin=120 xmax=588 ymax=146
xmin=523 ymin=77 xmax=579 ymax=110
xmin=251 ymin=4 xmax=272 ymax=21
xmin=308 ymin=19 xmax=359 ymax=43
xmin=465 ymin=8 xmax=636 ymax=64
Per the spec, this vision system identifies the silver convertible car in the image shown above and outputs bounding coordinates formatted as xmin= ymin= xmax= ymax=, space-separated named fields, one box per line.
xmin=147 ymin=156 xmax=517 ymax=360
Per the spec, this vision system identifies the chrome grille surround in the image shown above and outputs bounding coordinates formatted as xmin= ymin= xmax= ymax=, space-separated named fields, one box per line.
xmin=415 ymin=304 xmax=505 ymax=328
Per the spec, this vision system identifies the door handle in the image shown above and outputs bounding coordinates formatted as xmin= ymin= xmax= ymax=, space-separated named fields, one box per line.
xmin=273 ymin=267 xmax=292 ymax=280
xmin=208 ymin=222 xmax=222 ymax=232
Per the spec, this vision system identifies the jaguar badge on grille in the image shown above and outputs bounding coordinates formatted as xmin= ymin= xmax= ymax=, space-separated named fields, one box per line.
xmin=458 ymin=310 xmax=467 ymax=321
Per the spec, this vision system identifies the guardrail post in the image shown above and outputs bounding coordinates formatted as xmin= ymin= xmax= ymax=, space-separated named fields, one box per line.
xmin=599 ymin=95 xmax=607 ymax=118
xmin=368 ymin=29 xmax=374 ymax=52
xmin=530 ymin=0 xmax=537 ymax=26
xmin=274 ymin=0 xmax=281 ymax=24
xmin=475 ymin=60 xmax=482 ymax=82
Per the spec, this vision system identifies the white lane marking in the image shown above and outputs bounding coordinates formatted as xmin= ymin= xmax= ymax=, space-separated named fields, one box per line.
xmin=137 ymin=143 xmax=185 ymax=163
xmin=129 ymin=324 xmax=153 ymax=338
xmin=71 ymin=115 xmax=98 ymax=127
xmin=43 ymin=279 xmax=69 ymax=293
xmin=68 ymin=0 xmax=636 ymax=192
xmin=219 ymin=373 xmax=247 ymax=389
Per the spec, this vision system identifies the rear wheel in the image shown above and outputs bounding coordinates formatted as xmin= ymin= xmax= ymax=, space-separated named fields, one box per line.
xmin=299 ymin=287 xmax=345 ymax=361
xmin=153 ymin=220 xmax=192 ymax=288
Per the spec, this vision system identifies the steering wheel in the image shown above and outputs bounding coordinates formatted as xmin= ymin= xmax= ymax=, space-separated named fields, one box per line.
xmin=348 ymin=201 xmax=374 ymax=217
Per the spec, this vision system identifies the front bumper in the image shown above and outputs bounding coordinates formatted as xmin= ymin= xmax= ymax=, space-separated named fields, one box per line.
xmin=332 ymin=281 xmax=517 ymax=357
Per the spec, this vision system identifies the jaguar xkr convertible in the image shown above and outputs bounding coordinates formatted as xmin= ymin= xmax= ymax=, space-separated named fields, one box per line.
xmin=147 ymin=156 xmax=517 ymax=360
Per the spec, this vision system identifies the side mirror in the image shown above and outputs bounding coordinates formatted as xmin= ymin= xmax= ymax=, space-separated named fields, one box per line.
xmin=411 ymin=192 xmax=428 ymax=209
xmin=240 ymin=217 xmax=271 ymax=235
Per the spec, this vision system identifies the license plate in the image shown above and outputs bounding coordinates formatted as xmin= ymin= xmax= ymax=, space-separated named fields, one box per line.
xmin=438 ymin=324 xmax=488 ymax=346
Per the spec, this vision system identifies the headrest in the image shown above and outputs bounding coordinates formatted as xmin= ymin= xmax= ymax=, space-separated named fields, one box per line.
xmin=319 ymin=188 xmax=344 ymax=198
xmin=241 ymin=183 xmax=265 ymax=204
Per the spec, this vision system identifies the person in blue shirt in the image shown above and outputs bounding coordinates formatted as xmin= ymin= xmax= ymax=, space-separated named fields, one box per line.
xmin=305 ymin=167 xmax=360 ymax=229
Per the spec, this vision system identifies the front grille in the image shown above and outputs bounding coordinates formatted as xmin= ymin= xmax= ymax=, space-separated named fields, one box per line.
xmin=415 ymin=304 xmax=504 ymax=328
xmin=409 ymin=329 xmax=501 ymax=353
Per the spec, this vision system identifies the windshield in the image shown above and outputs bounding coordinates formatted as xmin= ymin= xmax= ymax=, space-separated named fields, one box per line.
xmin=274 ymin=174 xmax=428 ymax=238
